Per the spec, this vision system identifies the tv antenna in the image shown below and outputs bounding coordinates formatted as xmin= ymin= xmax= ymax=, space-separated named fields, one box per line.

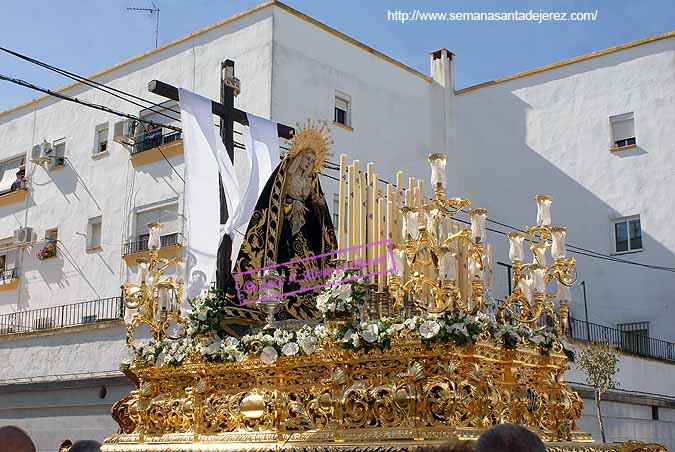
xmin=127 ymin=2 xmax=160 ymax=48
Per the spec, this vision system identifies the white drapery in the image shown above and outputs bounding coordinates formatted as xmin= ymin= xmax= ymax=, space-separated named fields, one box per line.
xmin=228 ymin=113 xmax=281 ymax=266
xmin=179 ymin=88 xmax=240 ymax=313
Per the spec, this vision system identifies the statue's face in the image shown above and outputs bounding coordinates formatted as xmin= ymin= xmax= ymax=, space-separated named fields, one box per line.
xmin=298 ymin=150 xmax=316 ymax=173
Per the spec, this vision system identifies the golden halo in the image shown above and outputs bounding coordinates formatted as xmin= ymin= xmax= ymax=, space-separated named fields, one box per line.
xmin=287 ymin=118 xmax=334 ymax=172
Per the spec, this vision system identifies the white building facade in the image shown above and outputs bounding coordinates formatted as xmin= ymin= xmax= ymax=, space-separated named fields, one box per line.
xmin=0 ymin=2 xmax=672 ymax=451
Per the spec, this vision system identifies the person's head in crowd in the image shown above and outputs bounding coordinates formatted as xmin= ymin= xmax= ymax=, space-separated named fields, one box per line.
xmin=0 ymin=425 xmax=36 ymax=452
xmin=68 ymin=440 xmax=101 ymax=452
xmin=58 ymin=438 xmax=73 ymax=452
xmin=475 ymin=424 xmax=546 ymax=452
xmin=15 ymin=169 xmax=25 ymax=180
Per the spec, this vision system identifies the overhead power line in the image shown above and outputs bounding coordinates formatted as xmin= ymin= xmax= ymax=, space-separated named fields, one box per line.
xmin=3 ymin=63 xmax=674 ymax=274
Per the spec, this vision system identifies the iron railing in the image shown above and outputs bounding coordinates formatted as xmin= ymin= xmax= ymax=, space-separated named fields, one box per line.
xmin=130 ymin=129 xmax=182 ymax=155
xmin=0 ymin=296 xmax=124 ymax=335
xmin=568 ymin=317 xmax=674 ymax=362
xmin=122 ymin=232 xmax=181 ymax=256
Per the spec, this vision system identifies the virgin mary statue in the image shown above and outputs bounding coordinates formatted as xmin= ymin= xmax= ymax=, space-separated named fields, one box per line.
xmin=221 ymin=120 xmax=338 ymax=324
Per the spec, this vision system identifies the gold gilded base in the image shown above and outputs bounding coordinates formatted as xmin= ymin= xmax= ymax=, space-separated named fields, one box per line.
xmin=103 ymin=341 xmax=666 ymax=452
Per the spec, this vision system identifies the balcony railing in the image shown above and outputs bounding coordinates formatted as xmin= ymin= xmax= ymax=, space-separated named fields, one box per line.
xmin=122 ymin=232 xmax=181 ymax=256
xmin=0 ymin=296 xmax=124 ymax=335
xmin=568 ymin=317 xmax=674 ymax=362
xmin=130 ymin=129 xmax=182 ymax=155
xmin=0 ymin=268 xmax=17 ymax=283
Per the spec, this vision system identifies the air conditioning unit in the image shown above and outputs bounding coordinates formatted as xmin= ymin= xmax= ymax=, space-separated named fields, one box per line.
xmin=30 ymin=140 xmax=52 ymax=165
xmin=113 ymin=119 xmax=137 ymax=145
xmin=13 ymin=227 xmax=33 ymax=244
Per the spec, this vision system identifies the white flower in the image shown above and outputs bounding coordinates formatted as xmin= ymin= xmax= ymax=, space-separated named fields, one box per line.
xmin=281 ymin=342 xmax=299 ymax=356
xmin=447 ymin=322 xmax=468 ymax=336
xmin=419 ymin=320 xmax=441 ymax=339
xmin=225 ymin=336 xmax=240 ymax=348
xmin=299 ymin=336 xmax=317 ymax=354
xmin=197 ymin=307 xmax=208 ymax=321
xmin=403 ymin=317 xmax=419 ymax=330
xmin=361 ymin=323 xmax=379 ymax=343
xmin=260 ymin=346 xmax=278 ymax=365
xmin=204 ymin=337 xmax=222 ymax=355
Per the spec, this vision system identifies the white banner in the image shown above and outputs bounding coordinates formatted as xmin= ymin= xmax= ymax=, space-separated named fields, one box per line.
xmin=179 ymin=88 xmax=239 ymax=313
xmin=228 ymin=113 xmax=281 ymax=265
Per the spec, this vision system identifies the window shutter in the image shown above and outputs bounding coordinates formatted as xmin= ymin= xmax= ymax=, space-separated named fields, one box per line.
xmin=135 ymin=204 xmax=179 ymax=237
xmin=335 ymin=97 xmax=348 ymax=111
xmin=611 ymin=113 xmax=635 ymax=141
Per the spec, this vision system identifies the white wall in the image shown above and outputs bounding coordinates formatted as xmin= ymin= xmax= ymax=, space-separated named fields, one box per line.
xmin=270 ymin=6 xmax=452 ymax=215
xmin=456 ymin=37 xmax=675 ymax=341
xmin=0 ymin=7 xmax=276 ymax=317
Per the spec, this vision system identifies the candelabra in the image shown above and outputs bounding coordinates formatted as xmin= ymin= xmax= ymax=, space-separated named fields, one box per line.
xmin=499 ymin=195 xmax=576 ymax=334
xmin=122 ymin=223 xmax=186 ymax=346
xmin=389 ymin=153 xmax=489 ymax=317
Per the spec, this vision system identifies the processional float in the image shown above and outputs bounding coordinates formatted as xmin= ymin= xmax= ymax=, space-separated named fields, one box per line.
xmin=104 ymin=107 xmax=665 ymax=451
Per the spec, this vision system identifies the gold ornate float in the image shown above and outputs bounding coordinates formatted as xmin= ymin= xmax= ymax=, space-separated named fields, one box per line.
xmin=103 ymin=145 xmax=666 ymax=452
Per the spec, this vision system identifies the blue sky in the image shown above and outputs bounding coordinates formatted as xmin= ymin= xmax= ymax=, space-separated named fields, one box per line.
xmin=0 ymin=0 xmax=673 ymax=111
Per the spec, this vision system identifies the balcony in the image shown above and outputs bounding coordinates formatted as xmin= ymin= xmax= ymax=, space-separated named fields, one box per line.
xmin=122 ymin=232 xmax=182 ymax=265
xmin=0 ymin=268 xmax=19 ymax=292
xmin=568 ymin=317 xmax=674 ymax=362
xmin=129 ymin=129 xmax=183 ymax=167
xmin=0 ymin=180 xmax=27 ymax=208
xmin=0 ymin=296 xmax=124 ymax=336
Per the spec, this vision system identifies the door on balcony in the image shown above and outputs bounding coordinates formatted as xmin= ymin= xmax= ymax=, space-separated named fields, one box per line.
xmin=134 ymin=202 xmax=180 ymax=252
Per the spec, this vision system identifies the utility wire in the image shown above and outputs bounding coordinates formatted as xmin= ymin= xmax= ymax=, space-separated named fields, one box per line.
xmin=320 ymin=169 xmax=675 ymax=273
xmin=5 ymin=67 xmax=673 ymax=273
xmin=0 ymin=45 xmax=183 ymax=124
xmin=0 ymin=73 xmax=180 ymax=133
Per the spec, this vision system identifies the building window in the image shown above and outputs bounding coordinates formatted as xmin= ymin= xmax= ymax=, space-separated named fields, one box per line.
xmin=652 ymin=406 xmax=659 ymax=421
xmin=0 ymin=155 xmax=26 ymax=194
xmin=334 ymin=92 xmax=351 ymax=127
xmin=95 ymin=123 xmax=109 ymax=154
xmin=87 ymin=216 xmax=102 ymax=249
xmin=50 ymin=138 xmax=66 ymax=168
xmin=135 ymin=202 xmax=179 ymax=242
xmin=610 ymin=113 xmax=636 ymax=149
xmin=612 ymin=215 xmax=642 ymax=253
xmin=45 ymin=228 xmax=58 ymax=242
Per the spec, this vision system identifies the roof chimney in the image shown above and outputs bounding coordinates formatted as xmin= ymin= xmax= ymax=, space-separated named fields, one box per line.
xmin=430 ymin=49 xmax=454 ymax=89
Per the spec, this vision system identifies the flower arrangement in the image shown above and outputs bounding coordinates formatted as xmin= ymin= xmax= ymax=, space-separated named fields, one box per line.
xmin=123 ymin=292 xmax=574 ymax=370
xmin=315 ymin=269 xmax=367 ymax=319
xmin=37 ymin=240 xmax=57 ymax=260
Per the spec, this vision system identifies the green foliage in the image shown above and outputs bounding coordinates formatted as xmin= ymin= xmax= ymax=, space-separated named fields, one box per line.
xmin=577 ymin=341 xmax=620 ymax=394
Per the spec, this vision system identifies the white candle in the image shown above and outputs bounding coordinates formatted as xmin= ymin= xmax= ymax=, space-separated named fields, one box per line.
xmin=518 ymin=277 xmax=534 ymax=303
xmin=148 ymin=223 xmax=162 ymax=250
xmin=407 ymin=177 xmax=415 ymax=206
xmin=468 ymin=254 xmax=483 ymax=280
xmin=533 ymin=245 xmax=547 ymax=267
xmin=469 ymin=209 xmax=487 ymax=243
xmin=138 ymin=262 xmax=149 ymax=284
xmin=337 ymin=154 xmax=347 ymax=252
xmin=429 ymin=155 xmax=447 ymax=188
xmin=407 ymin=211 xmax=419 ymax=239
xmin=551 ymin=228 xmax=567 ymax=259
xmin=359 ymin=172 xmax=367 ymax=261
xmin=536 ymin=195 xmax=552 ymax=226
xmin=347 ymin=164 xmax=355 ymax=260
xmin=532 ymin=267 xmax=547 ymax=293
xmin=507 ymin=233 xmax=525 ymax=262
xmin=556 ymin=281 xmax=572 ymax=302
xmin=159 ymin=287 xmax=170 ymax=311
xmin=175 ymin=260 xmax=186 ymax=284
xmin=440 ymin=251 xmax=458 ymax=281
xmin=394 ymin=249 xmax=406 ymax=277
